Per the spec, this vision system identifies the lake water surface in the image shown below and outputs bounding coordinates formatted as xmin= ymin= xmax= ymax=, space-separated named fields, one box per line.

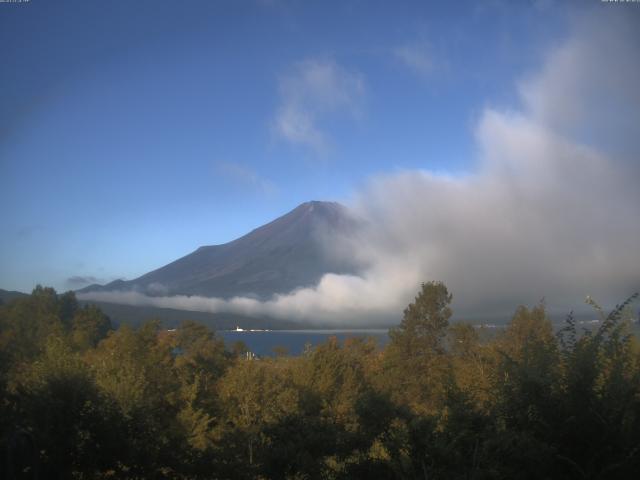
xmin=219 ymin=329 xmax=389 ymax=356
xmin=217 ymin=319 xmax=620 ymax=357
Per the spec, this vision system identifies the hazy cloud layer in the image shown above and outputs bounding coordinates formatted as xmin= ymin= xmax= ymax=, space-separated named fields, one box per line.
xmin=393 ymin=41 xmax=435 ymax=77
xmin=518 ymin=10 xmax=640 ymax=160
xmin=215 ymin=161 xmax=278 ymax=196
xmin=272 ymin=58 xmax=365 ymax=153
xmin=80 ymin=10 xmax=639 ymax=324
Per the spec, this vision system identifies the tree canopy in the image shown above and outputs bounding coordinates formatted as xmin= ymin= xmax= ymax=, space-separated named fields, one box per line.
xmin=1 ymin=285 xmax=639 ymax=479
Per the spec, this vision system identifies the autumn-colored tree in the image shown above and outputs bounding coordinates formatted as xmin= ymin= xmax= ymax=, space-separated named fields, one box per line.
xmin=171 ymin=321 xmax=226 ymax=454
xmin=381 ymin=281 xmax=453 ymax=416
xmin=1 ymin=285 xmax=639 ymax=479
xmin=70 ymin=304 xmax=112 ymax=350
xmin=218 ymin=358 xmax=300 ymax=470
xmin=88 ymin=320 xmax=183 ymax=476
xmin=389 ymin=281 xmax=453 ymax=357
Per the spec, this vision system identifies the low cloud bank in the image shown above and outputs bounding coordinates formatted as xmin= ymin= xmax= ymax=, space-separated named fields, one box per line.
xmin=79 ymin=10 xmax=640 ymax=325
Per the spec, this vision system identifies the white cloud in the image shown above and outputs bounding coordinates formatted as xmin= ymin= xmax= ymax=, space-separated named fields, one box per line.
xmin=80 ymin=10 xmax=640 ymax=325
xmin=272 ymin=59 xmax=365 ymax=153
xmin=216 ymin=161 xmax=278 ymax=196
xmin=393 ymin=42 xmax=435 ymax=77
xmin=518 ymin=10 xmax=640 ymax=158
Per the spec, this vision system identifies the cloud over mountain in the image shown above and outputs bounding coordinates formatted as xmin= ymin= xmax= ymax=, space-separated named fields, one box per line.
xmin=80 ymin=9 xmax=639 ymax=325
xmin=272 ymin=58 xmax=365 ymax=153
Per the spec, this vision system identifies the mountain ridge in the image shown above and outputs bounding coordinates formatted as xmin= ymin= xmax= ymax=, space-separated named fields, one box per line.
xmin=80 ymin=201 xmax=360 ymax=300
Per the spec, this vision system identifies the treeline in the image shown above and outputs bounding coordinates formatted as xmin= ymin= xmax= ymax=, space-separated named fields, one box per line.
xmin=1 ymin=283 xmax=639 ymax=479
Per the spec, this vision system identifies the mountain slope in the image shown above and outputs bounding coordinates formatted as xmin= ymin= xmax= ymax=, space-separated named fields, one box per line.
xmin=80 ymin=201 xmax=359 ymax=300
xmin=0 ymin=288 xmax=29 ymax=304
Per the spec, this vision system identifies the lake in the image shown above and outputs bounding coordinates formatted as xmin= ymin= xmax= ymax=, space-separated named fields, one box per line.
xmin=218 ymin=329 xmax=390 ymax=356
xmin=218 ymin=322 xmax=587 ymax=357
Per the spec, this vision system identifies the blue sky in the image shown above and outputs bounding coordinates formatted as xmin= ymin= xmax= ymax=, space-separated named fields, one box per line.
xmin=0 ymin=0 xmax=601 ymax=293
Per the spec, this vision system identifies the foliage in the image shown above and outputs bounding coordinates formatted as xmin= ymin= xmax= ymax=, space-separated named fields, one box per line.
xmin=0 ymin=285 xmax=639 ymax=479
xmin=389 ymin=281 xmax=452 ymax=357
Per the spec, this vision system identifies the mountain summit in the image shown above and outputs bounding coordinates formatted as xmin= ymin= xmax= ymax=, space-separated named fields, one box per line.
xmin=80 ymin=201 xmax=359 ymax=300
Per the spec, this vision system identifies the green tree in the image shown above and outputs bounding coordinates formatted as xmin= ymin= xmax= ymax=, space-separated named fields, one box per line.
xmin=70 ymin=304 xmax=112 ymax=350
xmin=389 ymin=281 xmax=453 ymax=357
xmin=88 ymin=320 xmax=183 ymax=476
xmin=552 ymin=295 xmax=640 ymax=478
xmin=381 ymin=282 xmax=453 ymax=415
xmin=0 ymin=286 xmax=67 ymax=363
xmin=448 ymin=323 xmax=493 ymax=410
xmin=483 ymin=303 xmax=560 ymax=478
xmin=7 ymin=335 xmax=124 ymax=479
xmin=171 ymin=321 xmax=227 ymax=454
xmin=218 ymin=358 xmax=300 ymax=471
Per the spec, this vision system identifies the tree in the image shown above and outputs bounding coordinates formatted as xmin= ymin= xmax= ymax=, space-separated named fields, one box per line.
xmin=8 ymin=336 xmax=124 ymax=479
xmin=218 ymin=359 xmax=300 ymax=470
xmin=381 ymin=282 xmax=453 ymax=413
xmin=389 ymin=281 xmax=453 ymax=357
xmin=88 ymin=321 xmax=183 ymax=475
xmin=70 ymin=304 xmax=112 ymax=350
xmin=0 ymin=287 xmax=66 ymax=362
xmin=171 ymin=321 xmax=227 ymax=454
xmin=448 ymin=323 xmax=492 ymax=410
xmin=552 ymin=294 xmax=640 ymax=478
xmin=484 ymin=303 xmax=560 ymax=478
